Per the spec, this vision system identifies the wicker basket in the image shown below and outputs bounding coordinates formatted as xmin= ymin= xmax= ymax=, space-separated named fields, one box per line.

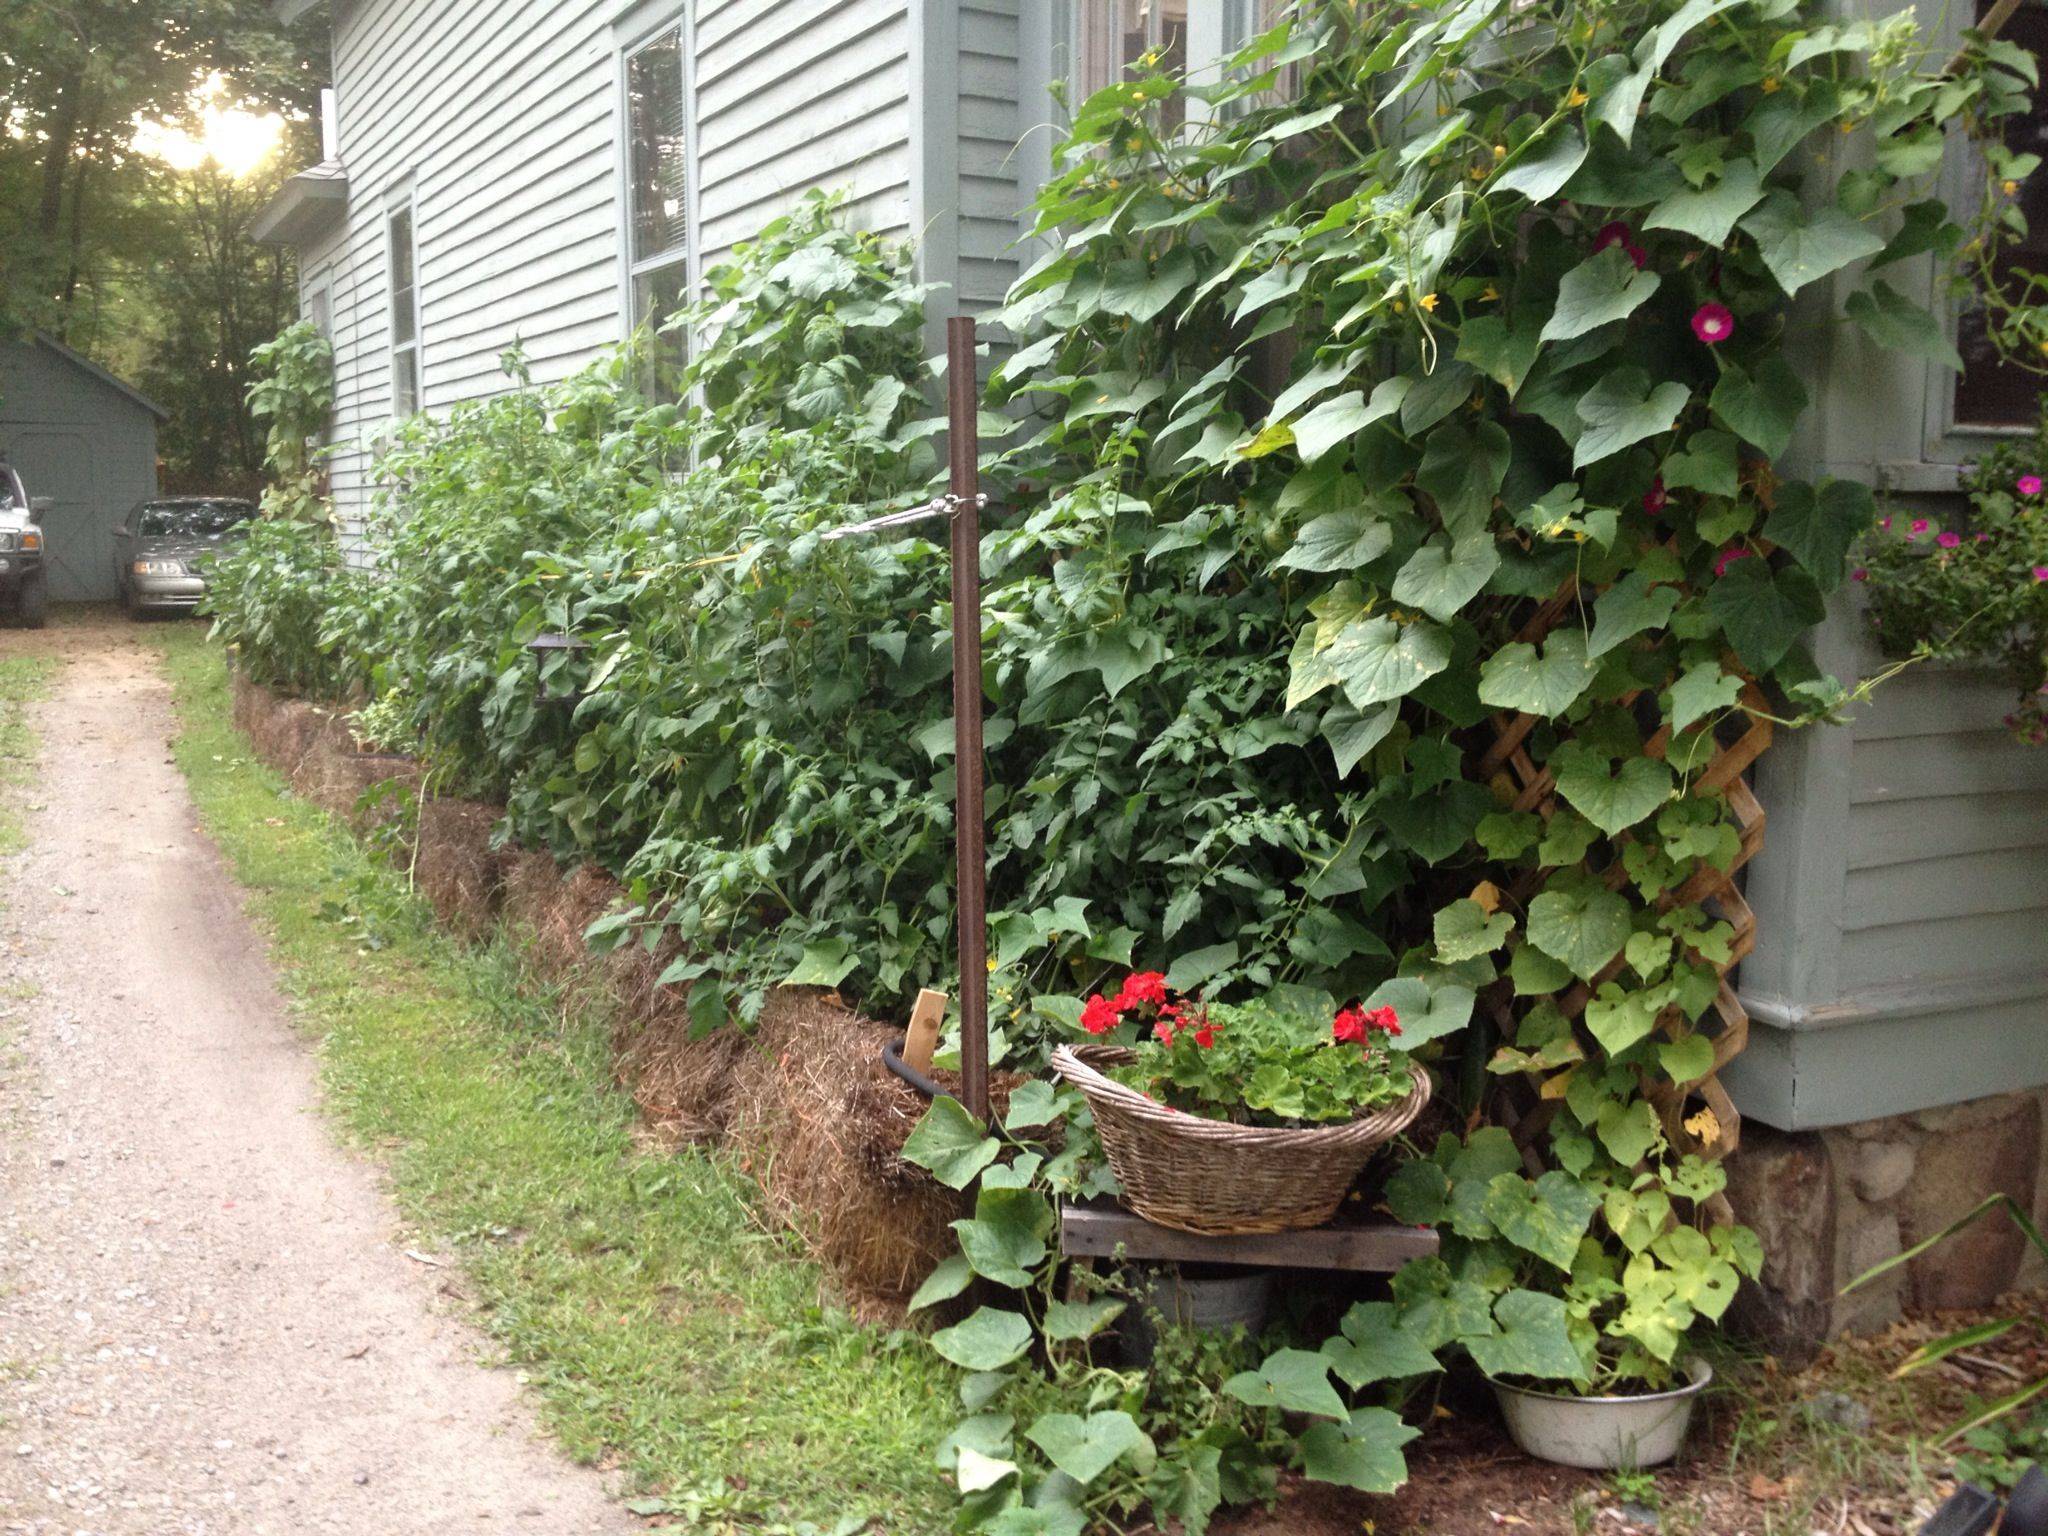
xmin=1049 ymin=1043 xmax=1433 ymax=1236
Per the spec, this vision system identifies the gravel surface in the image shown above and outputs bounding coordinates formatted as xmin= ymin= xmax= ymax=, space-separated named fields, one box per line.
xmin=0 ymin=615 xmax=630 ymax=1535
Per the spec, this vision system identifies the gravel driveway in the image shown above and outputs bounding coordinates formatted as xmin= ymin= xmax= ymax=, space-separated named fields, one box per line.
xmin=0 ymin=613 xmax=629 ymax=1535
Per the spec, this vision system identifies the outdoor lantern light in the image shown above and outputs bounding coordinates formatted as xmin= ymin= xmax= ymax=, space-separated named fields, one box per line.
xmin=524 ymin=632 xmax=590 ymax=709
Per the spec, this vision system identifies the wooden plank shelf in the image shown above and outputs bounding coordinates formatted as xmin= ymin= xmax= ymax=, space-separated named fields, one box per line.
xmin=1060 ymin=1199 xmax=1439 ymax=1273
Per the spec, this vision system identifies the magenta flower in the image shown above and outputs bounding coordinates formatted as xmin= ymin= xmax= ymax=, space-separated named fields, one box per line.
xmin=2018 ymin=474 xmax=2043 ymax=496
xmin=1908 ymin=517 xmax=1929 ymax=540
xmin=1852 ymin=568 xmax=1869 ymax=582
xmin=2034 ymin=566 xmax=2048 ymax=582
xmin=1692 ymin=302 xmax=1735 ymax=344
xmin=1937 ymin=530 xmax=1961 ymax=549
xmin=1878 ymin=516 xmax=1892 ymax=531
xmin=1714 ymin=546 xmax=1752 ymax=577
xmin=1977 ymin=531 xmax=1990 ymax=543
xmin=1642 ymin=477 xmax=1668 ymax=515
xmin=1594 ymin=220 xmax=1632 ymax=252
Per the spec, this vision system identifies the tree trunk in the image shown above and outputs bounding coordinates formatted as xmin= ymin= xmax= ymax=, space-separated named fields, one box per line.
xmin=36 ymin=73 xmax=84 ymax=240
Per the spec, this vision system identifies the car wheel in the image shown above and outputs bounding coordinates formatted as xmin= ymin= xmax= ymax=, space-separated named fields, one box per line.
xmin=16 ymin=571 xmax=47 ymax=630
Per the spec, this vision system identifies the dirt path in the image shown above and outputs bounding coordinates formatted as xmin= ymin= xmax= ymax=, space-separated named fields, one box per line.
xmin=0 ymin=611 xmax=630 ymax=1536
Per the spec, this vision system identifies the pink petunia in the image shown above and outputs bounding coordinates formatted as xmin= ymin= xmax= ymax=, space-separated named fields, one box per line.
xmin=1715 ymin=546 xmax=1752 ymax=577
xmin=1937 ymin=530 xmax=1961 ymax=549
xmin=2019 ymin=475 xmax=2043 ymax=496
xmin=1908 ymin=518 xmax=1929 ymax=540
xmin=1692 ymin=302 xmax=1735 ymax=344
xmin=1642 ymin=477 xmax=1668 ymax=515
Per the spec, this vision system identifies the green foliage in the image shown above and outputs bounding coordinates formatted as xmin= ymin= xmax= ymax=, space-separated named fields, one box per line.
xmin=1860 ymin=400 xmax=2048 ymax=742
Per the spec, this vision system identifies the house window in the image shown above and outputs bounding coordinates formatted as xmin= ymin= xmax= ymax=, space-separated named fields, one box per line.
xmin=304 ymin=272 xmax=332 ymax=337
xmin=624 ymin=21 xmax=693 ymax=387
xmin=387 ymin=203 xmax=421 ymax=416
xmin=1954 ymin=0 xmax=2048 ymax=428
xmin=1076 ymin=0 xmax=1190 ymax=130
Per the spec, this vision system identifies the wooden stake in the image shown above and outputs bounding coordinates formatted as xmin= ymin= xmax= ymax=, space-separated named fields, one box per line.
xmin=904 ymin=988 xmax=948 ymax=1074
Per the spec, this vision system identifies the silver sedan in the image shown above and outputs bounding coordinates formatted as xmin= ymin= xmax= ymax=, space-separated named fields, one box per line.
xmin=113 ymin=497 xmax=257 ymax=616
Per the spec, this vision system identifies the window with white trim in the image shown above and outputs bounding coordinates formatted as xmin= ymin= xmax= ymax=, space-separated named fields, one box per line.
xmin=387 ymin=203 xmax=420 ymax=416
xmin=624 ymin=21 xmax=693 ymax=388
xmin=304 ymin=270 xmax=332 ymax=337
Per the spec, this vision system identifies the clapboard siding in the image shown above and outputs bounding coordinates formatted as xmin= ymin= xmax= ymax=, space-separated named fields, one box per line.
xmin=957 ymin=0 xmax=1026 ymax=316
xmin=694 ymin=0 xmax=914 ymax=269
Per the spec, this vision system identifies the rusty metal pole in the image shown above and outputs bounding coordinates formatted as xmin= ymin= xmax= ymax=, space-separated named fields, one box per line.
xmin=946 ymin=315 xmax=990 ymax=1124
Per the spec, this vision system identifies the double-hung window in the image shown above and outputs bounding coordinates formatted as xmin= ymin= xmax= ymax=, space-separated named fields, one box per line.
xmin=387 ymin=202 xmax=421 ymax=416
xmin=623 ymin=21 xmax=694 ymax=387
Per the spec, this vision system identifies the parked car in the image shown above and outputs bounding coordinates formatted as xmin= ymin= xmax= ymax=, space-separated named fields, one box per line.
xmin=0 ymin=456 xmax=50 ymax=629
xmin=112 ymin=496 xmax=258 ymax=617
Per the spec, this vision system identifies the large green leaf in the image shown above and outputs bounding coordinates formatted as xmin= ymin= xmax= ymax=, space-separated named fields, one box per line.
xmin=1706 ymin=557 xmax=1825 ymax=671
xmin=1669 ymin=660 xmax=1743 ymax=734
xmin=1323 ymin=615 xmax=1455 ymax=710
xmin=787 ymin=937 xmax=859 ymax=986
xmin=1587 ymin=569 xmax=1681 ymax=658
xmin=1477 ymin=630 xmax=1597 ymax=717
xmin=1763 ymin=478 xmax=1874 ymax=590
xmin=1363 ymin=974 xmax=1475 ymax=1046
xmin=1661 ymin=429 xmax=1739 ymax=496
xmin=1322 ymin=1302 xmax=1443 ymax=1388
xmin=1024 ymin=1411 xmax=1149 ymax=1485
xmin=1573 ymin=368 xmax=1691 ymax=468
xmin=1584 ymin=980 xmax=1667 ymax=1055
xmin=1043 ymin=1297 xmax=1126 ymax=1341
xmin=908 ymin=1253 xmax=973 ymax=1312
xmin=1845 ymin=280 xmax=1963 ymax=371
xmin=1322 ymin=701 xmax=1399 ymax=777
xmin=1392 ymin=532 xmax=1500 ymax=622
xmin=982 ymin=1509 xmax=1085 ymax=1536
xmin=1642 ymin=157 xmax=1764 ymax=246
xmin=1541 ymin=247 xmax=1664 ymax=342
xmin=1597 ymin=1096 xmax=1663 ymax=1164
xmin=1415 ymin=421 xmax=1512 ymax=535
xmin=952 ymin=1186 xmax=1054 ymax=1289
xmin=1433 ymin=898 xmax=1514 ymax=963
xmin=1494 ymin=127 xmax=1590 ymax=200
xmin=1098 ymin=249 xmax=1198 ymax=323
xmin=1456 ymin=312 xmax=1543 ymax=395
xmin=1527 ymin=874 xmax=1632 ymax=981
xmin=1709 ymin=357 xmax=1808 ymax=460
xmin=1739 ymin=191 xmax=1885 ymax=296
xmin=1483 ymin=1170 xmax=1601 ymax=1271
xmin=1468 ymin=1290 xmax=1586 ymax=1382
xmin=901 ymin=1096 xmax=999 ymax=1189
xmin=1551 ymin=741 xmax=1675 ymax=834
xmin=1292 ymin=390 xmax=1375 ymax=463
xmin=1299 ymin=1408 xmax=1421 ymax=1494
xmin=1224 ymin=1349 xmax=1349 ymax=1418
xmin=932 ymin=1307 xmax=1035 ymax=1370
xmin=1276 ymin=508 xmax=1395 ymax=572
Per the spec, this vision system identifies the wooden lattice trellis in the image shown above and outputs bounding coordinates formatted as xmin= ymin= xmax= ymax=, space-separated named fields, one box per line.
xmin=1473 ymin=580 xmax=1773 ymax=1223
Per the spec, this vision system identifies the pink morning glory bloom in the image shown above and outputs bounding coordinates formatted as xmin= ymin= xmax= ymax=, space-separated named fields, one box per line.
xmin=1594 ymin=220 xmax=1632 ymax=252
xmin=1714 ymin=547 xmax=1752 ymax=577
xmin=1852 ymin=568 xmax=1869 ymax=582
xmin=1878 ymin=516 xmax=1892 ymax=530
xmin=1692 ymin=303 xmax=1734 ymax=344
xmin=1642 ymin=477 xmax=1667 ymax=515
xmin=1937 ymin=530 xmax=1961 ymax=549
xmin=2034 ymin=566 xmax=2048 ymax=582
xmin=2018 ymin=475 xmax=2043 ymax=496
xmin=1908 ymin=518 xmax=1929 ymax=540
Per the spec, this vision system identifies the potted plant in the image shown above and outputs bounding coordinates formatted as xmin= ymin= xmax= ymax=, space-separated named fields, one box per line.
xmin=1049 ymin=971 xmax=1432 ymax=1235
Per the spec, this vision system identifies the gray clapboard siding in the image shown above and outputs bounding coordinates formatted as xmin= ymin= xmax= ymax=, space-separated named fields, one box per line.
xmin=694 ymin=0 xmax=914 ymax=268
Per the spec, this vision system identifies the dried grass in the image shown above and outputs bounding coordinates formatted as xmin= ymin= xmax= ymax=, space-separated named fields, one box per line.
xmin=414 ymin=797 xmax=506 ymax=940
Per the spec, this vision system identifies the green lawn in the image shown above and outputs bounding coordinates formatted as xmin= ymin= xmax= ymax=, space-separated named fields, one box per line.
xmin=152 ymin=626 xmax=954 ymax=1532
xmin=0 ymin=649 xmax=53 ymax=852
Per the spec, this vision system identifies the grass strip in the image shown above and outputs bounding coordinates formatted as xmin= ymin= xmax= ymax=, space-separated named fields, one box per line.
xmin=152 ymin=625 xmax=953 ymax=1532
xmin=0 ymin=649 xmax=54 ymax=852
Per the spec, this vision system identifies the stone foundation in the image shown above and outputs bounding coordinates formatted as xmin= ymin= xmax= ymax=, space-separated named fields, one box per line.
xmin=1728 ymin=1086 xmax=2048 ymax=1354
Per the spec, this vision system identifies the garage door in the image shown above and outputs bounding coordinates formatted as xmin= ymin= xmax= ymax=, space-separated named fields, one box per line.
xmin=4 ymin=426 xmax=118 ymax=602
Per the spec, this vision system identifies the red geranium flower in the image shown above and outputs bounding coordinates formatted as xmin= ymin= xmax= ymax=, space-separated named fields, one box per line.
xmin=1332 ymin=1006 xmax=1368 ymax=1044
xmin=1154 ymin=1017 xmax=1178 ymax=1046
xmin=1193 ymin=1022 xmax=1218 ymax=1049
xmin=1117 ymin=971 xmax=1168 ymax=1009
xmin=1079 ymin=993 xmax=1122 ymax=1035
xmin=1366 ymin=1005 xmax=1402 ymax=1036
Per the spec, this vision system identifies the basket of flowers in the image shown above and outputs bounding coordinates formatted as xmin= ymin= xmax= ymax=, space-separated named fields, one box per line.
xmin=1049 ymin=971 xmax=1431 ymax=1236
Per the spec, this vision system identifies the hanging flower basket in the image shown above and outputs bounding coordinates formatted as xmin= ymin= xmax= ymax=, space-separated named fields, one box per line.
xmin=1050 ymin=1042 xmax=1432 ymax=1237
